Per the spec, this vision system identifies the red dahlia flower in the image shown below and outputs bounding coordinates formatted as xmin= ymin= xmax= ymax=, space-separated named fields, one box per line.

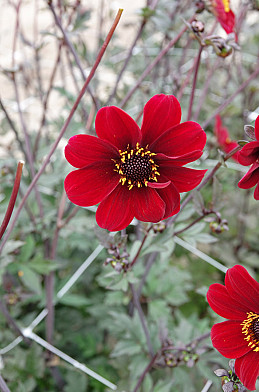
xmin=238 ymin=116 xmax=259 ymax=200
xmin=207 ymin=265 xmax=259 ymax=391
xmin=212 ymin=0 xmax=235 ymax=34
xmin=64 ymin=94 xmax=207 ymax=231
xmin=214 ymin=115 xmax=239 ymax=162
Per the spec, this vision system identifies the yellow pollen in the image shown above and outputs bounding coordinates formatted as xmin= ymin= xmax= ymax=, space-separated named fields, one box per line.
xmin=241 ymin=312 xmax=259 ymax=352
xmin=222 ymin=0 xmax=230 ymax=12
xmin=225 ymin=137 xmax=231 ymax=144
xmin=113 ymin=143 xmax=159 ymax=190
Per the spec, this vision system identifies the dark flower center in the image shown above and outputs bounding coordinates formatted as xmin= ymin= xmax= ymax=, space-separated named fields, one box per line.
xmin=113 ymin=143 xmax=159 ymax=190
xmin=241 ymin=312 xmax=259 ymax=352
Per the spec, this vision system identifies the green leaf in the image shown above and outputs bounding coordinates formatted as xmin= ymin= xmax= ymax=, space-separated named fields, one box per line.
xmin=19 ymin=235 xmax=35 ymax=262
xmin=18 ymin=265 xmax=42 ymax=294
xmin=111 ymin=340 xmax=142 ymax=357
xmin=29 ymin=256 xmax=59 ymax=274
xmin=59 ymin=294 xmax=91 ymax=308
xmin=153 ymin=379 xmax=174 ymax=392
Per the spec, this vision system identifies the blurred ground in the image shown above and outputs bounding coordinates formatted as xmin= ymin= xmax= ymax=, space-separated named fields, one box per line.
xmin=0 ymin=0 xmax=144 ymax=145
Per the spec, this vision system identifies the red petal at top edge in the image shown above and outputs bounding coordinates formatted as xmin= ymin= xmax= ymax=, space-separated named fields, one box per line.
xmin=225 ymin=265 xmax=259 ymax=314
xmin=150 ymin=121 xmax=206 ymax=157
xmin=141 ymin=94 xmax=181 ymax=147
xmin=95 ymin=106 xmax=141 ymax=150
xmin=235 ymin=350 xmax=259 ymax=391
xmin=254 ymin=115 xmax=259 ymax=141
xmin=207 ymin=283 xmax=248 ymax=320
xmin=211 ymin=320 xmax=251 ymax=359
xmin=65 ymin=134 xmax=119 ymax=168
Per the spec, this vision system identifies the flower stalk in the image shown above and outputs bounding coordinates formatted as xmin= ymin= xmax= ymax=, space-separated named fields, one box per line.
xmin=0 ymin=160 xmax=24 ymax=241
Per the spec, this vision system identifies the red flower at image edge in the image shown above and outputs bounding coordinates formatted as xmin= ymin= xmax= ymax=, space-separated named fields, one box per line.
xmin=212 ymin=0 xmax=235 ymax=34
xmin=238 ymin=116 xmax=259 ymax=200
xmin=207 ymin=265 xmax=259 ymax=390
xmin=214 ymin=115 xmax=239 ymax=162
xmin=64 ymin=94 xmax=207 ymax=231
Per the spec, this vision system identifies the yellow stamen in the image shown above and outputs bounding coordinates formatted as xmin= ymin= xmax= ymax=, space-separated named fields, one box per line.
xmin=222 ymin=0 xmax=230 ymax=12
xmin=241 ymin=312 xmax=259 ymax=352
xmin=113 ymin=143 xmax=159 ymax=190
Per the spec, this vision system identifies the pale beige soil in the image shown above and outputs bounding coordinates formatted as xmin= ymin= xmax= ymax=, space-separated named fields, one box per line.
xmin=0 ymin=0 xmax=144 ymax=154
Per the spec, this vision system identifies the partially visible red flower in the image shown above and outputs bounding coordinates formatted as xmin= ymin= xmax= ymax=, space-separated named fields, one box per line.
xmin=212 ymin=0 xmax=236 ymax=34
xmin=64 ymin=94 xmax=207 ymax=231
xmin=214 ymin=115 xmax=239 ymax=162
xmin=238 ymin=116 xmax=259 ymax=200
xmin=207 ymin=265 xmax=259 ymax=391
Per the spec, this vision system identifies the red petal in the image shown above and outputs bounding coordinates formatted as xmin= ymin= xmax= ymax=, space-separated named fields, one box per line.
xmin=96 ymin=185 xmax=134 ymax=231
xmin=95 ymin=106 xmax=141 ymax=150
xmin=150 ymin=121 xmax=206 ymax=157
xmin=207 ymin=283 xmax=248 ymax=320
xmin=238 ymin=142 xmax=259 ymax=166
xmin=65 ymin=134 xmax=118 ymax=168
xmin=159 ymin=164 xmax=207 ymax=192
xmin=235 ymin=350 xmax=259 ymax=391
xmin=238 ymin=162 xmax=259 ymax=190
xmin=218 ymin=9 xmax=235 ymax=34
xmin=64 ymin=162 xmax=119 ymax=206
xmin=131 ymin=187 xmax=165 ymax=222
xmin=214 ymin=1 xmax=235 ymax=34
xmin=254 ymin=183 xmax=259 ymax=200
xmin=147 ymin=180 xmax=171 ymax=189
xmin=214 ymin=115 xmax=229 ymax=145
xmin=156 ymin=181 xmax=180 ymax=219
xmin=156 ymin=151 xmax=203 ymax=167
xmin=225 ymin=265 xmax=259 ymax=314
xmin=211 ymin=320 xmax=251 ymax=358
xmin=255 ymin=116 xmax=259 ymax=141
xmin=141 ymin=94 xmax=181 ymax=146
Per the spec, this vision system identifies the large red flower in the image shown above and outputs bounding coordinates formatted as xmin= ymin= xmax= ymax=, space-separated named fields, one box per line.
xmin=207 ymin=265 xmax=259 ymax=391
xmin=238 ymin=116 xmax=259 ymax=200
xmin=214 ymin=115 xmax=239 ymax=162
xmin=212 ymin=0 xmax=235 ymax=34
xmin=64 ymin=94 xmax=207 ymax=231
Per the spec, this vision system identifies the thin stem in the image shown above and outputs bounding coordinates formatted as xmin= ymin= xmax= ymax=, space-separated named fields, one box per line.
xmin=45 ymin=191 xmax=67 ymax=344
xmin=193 ymin=58 xmax=221 ymax=121
xmin=0 ymin=97 xmax=25 ymax=156
xmin=48 ymin=0 xmax=99 ymax=110
xmin=137 ymin=252 xmax=157 ymax=297
xmin=0 ymin=374 xmax=11 ymax=392
xmin=0 ymin=161 xmax=24 ymax=241
xmin=132 ymin=352 xmax=159 ymax=392
xmin=0 ymin=8 xmax=123 ymax=255
xmin=120 ymin=15 xmax=195 ymax=108
xmin=202 ymin=62 xmax=259 ymax=129
xmin=168 ymin=145 xmax=242 ymax=225
xmin=11 ymin=1 xmax=44 ymax=219
xmin=107 ymin=0 xmax=159 ymax=104
xmin=187 ymin=45 xmax=203 ymax=121
xmin=173 ymin=212 xmax=212 ymax=236
xmin=33 ymin=42 xmax=63 ymax=157
xmin=0 ymin=299 xmax=31 ymax=345
xmin=130 ymin=283 xmax=154 ymax=357
xmin=130 ymin=226 xmax=152 ymax=268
